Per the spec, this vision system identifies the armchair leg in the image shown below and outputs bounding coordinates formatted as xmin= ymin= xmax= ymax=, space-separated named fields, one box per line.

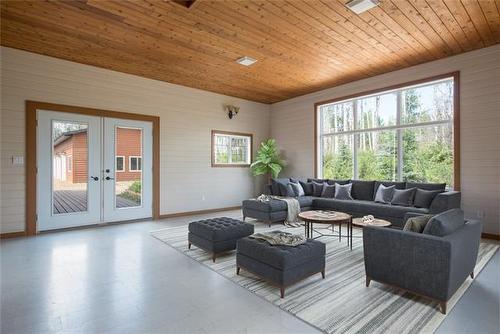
xmin=321 ymin=269 xmax=325 ymax=279
xmin=280 ymin=287 xmax=285 ymax=298
xmin=366 ymin=276 xmax=371 ymax=287
xmin=188 ymin=242 xmax=191 ymax=250
xmin=470 ymin=271 xmax=474 ymax=279
xmin=242 ymin=216 xmax=246 ymax=221
xmin=440 ymin=302 xmax=447 ymax=315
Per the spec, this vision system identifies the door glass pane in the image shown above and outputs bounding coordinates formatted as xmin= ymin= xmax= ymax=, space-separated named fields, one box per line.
xmin=52 ymin=121 xmax=88 ymax=214
xmin=357 ymin=130 xmax=398 ymax=181
xmin=402 ymin=124 xmax=453 ymax=187
xmin=115 ymin=127 xmax=142 ymax=208
xmin=321 ymin=134 xmax=354 ymax=179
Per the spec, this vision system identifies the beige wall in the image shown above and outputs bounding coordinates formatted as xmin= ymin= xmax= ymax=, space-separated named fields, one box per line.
xmin=0 ymin=47 xmax=270 ymax=233
xmin=271 ymin=45 xmax=500 ymax=235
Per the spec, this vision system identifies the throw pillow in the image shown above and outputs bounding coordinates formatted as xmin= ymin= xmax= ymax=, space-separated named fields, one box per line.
xmin=391 ymin=188 xmax=416 ymax=207
xmin=299 ymin=181 xmax=313 ymax=196
xmin=374 ymin=184 xmax=395 ymax=204
xmin=334 ymin=183 xmax=353 ymax=200
xmin=312 ymin=181 xmax=324 ymax=197
xmin=413 ymin=189 xmax=442 ymax=208
xmin=289 ymin=181 xmax=305 ymax=197
xmin=423 ymin=209 xmax=465 ymax=237
xmin=321 ymin=184 xmax=335 ymax=198
xmin=403 ymin=215 xmax=433 ymax=233
xmin=278 ymin=182 xmax=296 ymax=197
xmin=271 ymin=179 xmax=281 ymax=196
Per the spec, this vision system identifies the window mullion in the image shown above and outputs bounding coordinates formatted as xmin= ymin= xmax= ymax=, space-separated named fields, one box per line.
xmin=228 ymin=135 xmax=233 ymax=164
xmin=353 ymin=100 xmax=358 ymax=179
xmin=397 ymin=90 xmax=403 ymax=181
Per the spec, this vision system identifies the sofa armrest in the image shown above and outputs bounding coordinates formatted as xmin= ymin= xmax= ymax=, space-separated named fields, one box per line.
xmin=363 ymin=226 xmax=451 ymax=301
xmin=444 ymin=220 xmax=482 ymax=299
xmin=429 ymin=191 xmax=461 ymax=214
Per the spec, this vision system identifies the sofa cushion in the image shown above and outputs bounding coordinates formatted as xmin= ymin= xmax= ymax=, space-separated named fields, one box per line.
xmin=423 ymin=209 xmax=465 ymax=237
xmin=312 ymin=181 xmax=324 ymax=197
xmin=299 ymin=181 xmax=313 ymax=196
xmin=236 ymin=237 xmax=325 ymax=270
xmin=413 ymin=189 xmax=442 ymax=208
xmin=279 ymin=182 xmax=296 ymax=197
xmin=188 ymin=217 xmax=254 ymax=242
xmin=271 ymin=178 xmax=290 ymax=196
xmin=374 ymin=184 xmax=395 ymax=204
xmin=334 ymin=183 xmax=353 ymax=200
xmin=312 ymin=198 xmax=429 ymax=219
xmin=391 ymin=188 xmax=416 ymax=207
xmin=326 ymin=179 xmax=350 ymax=186
xmin=290 ymin=180 xmax=305 ymax=197
xmin=321 ymin=184 xmax=336 ymax=198
xmin=403 ymin=214 xmax=433 ymax=233
xmin=373 ymin=181 xmax=406 ymax=199
xmin=406 ymin=182 xmax=446 ymax=191
xmin=351 ymin=180 xmax=376 ymax=201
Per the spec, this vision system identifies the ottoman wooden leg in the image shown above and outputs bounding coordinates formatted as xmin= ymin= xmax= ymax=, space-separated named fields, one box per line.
xmin=188 ymin=242 xmax=191 ymax=249
xmin=366 ymin=276 xmax=371 ymax=287
xmin=321 ymin=269 xmax=325 ymax=279
xmin=470 ymin=271 xmax=474 ymax=279
xmin=280 ymin=287 xmax=285 ymax=298
xmin=440 ymin=302 xmax=447 ymax=315
xmin=212 ymin=254 xmax=216 ymax=263
xmin=236 ymin=267 xmax=241 ymax=275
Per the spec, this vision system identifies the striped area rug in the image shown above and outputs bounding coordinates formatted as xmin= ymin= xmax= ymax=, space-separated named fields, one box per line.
xmin=151 ymin=219 xmax=498 ymax=334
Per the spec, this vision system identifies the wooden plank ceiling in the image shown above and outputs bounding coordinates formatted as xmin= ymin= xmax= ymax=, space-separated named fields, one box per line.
xmin=1 ymin=0 xmax=499 ymax=103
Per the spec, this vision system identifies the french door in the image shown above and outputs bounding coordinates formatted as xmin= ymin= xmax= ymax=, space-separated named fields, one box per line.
xmin=37 ymin=110 xmax=152 ymax=231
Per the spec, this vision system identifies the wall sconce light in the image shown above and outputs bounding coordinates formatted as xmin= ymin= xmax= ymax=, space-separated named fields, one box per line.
xmin=226 ymin=105 xmax=240 ymax=119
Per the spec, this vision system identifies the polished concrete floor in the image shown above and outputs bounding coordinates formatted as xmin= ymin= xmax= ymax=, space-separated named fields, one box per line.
xmin=1 ymin=210 xmax=499 ymax=334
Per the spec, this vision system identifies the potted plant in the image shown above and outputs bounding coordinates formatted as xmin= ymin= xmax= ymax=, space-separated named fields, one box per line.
xmin=250 ymin=138 xmax=285 ymax=183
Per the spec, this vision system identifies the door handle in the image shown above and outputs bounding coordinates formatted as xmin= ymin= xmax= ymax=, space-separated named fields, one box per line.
xmin=105 ymin=176 xmax=114 ymax=181
xmin=90 ymin=176 xmax=99 ymax=181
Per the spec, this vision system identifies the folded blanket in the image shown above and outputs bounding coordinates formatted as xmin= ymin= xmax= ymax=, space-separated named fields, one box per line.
xmin=254 ymin=194 xmax=301 ymax=227
xmin=250 ymin=230 xmax=306 ymax=247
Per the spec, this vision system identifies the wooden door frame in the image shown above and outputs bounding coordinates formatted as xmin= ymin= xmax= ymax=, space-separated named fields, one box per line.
xmin=26 ymin=101 xmax=160 ymax=236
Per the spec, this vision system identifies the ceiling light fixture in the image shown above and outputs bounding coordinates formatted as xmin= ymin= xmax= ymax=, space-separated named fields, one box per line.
xmin=236 ymin=56 xmax=257 ymax=66
xmin=345 ymin=0 xmax=379 ymax=14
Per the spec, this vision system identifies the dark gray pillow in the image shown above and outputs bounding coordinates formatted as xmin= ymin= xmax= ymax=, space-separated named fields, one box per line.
xmin=403 ymin=214 xmax=433 ymax=233
xmin=351 ymin=180 xmax=375 ymax=201
xmin=321 ymin=184 xmax=335 ymax=198
xmin=289 ymin=181 xmax=305 ymax=197
xmin=278 ymin=183 xmax=296 ymax=197
xmin=406 ymin=182 xmax=446 ymax=191
xmin=312 ymin=182 xmax=324 ymax=197
xmin=299 ymin=181 xmax=313 ymax=196
xmin=325 ymin=179 xmax=350 ymax=186
xmin=374 ymin=184 xmax=395 ymax=204
xmin=423 ymin=209 xmax=465 ymax=237
xmin=391 ymin=188 xmax=416 ymax=207
xmin=334 ymin=183 xmax=353 ymax=200
xmin=413 ymin=189 xmax=442 ymax=208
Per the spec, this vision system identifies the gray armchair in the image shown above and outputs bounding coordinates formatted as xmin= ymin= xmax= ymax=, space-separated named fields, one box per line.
xmin=363 ymin=211 xmax=481 ymax=314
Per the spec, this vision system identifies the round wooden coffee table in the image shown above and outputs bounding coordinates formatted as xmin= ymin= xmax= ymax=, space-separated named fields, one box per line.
xmin=352 ymin=217 xmax=392 ymax=228
xmin=298 ymin=210 xmax=353 ymax=250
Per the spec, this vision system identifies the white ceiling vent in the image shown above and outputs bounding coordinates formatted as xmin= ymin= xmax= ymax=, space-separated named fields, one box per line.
xmin=236 ymin=56 xmax=257 ymax=66
xmin=345 ymin=0 xmax=379 ymax=14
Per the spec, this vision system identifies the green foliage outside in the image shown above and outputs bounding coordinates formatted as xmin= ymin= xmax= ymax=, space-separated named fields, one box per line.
xmin=250 ymin=139 xmax=285 ymax=179
xmin=118 ymin=181 xmax=142 ymax=204
xmin=128 ymin=181 xmax=142 ymax=194
xmin=322 ymin=84 xmax=453 ymax=187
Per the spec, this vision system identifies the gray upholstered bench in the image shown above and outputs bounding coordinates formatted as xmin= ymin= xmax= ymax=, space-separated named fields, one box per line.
xmin=188 ymin=217 xmax=254 ymax=262
xmin=236 ymin=237 xmax=326 ymax=298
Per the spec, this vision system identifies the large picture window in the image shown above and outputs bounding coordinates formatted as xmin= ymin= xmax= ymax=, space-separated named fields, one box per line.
xmin=316 ymin=74 xmax=458 ymax=188
xmin=212 ymin=130 xmax=252 ymax=167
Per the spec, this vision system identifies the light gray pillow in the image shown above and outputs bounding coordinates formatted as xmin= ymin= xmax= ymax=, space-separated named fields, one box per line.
xmin=334 ymin=183 xmax=353 ymax=200
xmin=391 ymin=188 xmax=416 ymax=207
xmin=290 ymin=181 xmax=305 ymax=197
xmin=374 ymin=184 xmax=395 ymax=204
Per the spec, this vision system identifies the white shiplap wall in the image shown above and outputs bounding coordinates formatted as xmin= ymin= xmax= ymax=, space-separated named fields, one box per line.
xmin=271 ymin=45 xmax=500 ymax=235
xmin=0 ymin=47 xmax=270 ymax=233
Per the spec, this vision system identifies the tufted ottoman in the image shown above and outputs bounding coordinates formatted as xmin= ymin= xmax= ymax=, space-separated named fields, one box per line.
xmin=188 ymin=217 xmax=254 ymax=262
xmin=236 ymin=237 xmax=326 ymax=298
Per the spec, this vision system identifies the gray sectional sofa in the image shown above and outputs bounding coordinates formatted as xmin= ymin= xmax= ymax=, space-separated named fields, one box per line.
xmin=242 ymin=178 xmax=461 ymax=229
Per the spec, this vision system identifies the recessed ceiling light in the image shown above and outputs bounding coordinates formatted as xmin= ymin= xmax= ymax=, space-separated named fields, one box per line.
xmin=345 ymin=0 xmax=379 ymax=14
xmin=236 ymin=56 xmax=257 ymax=66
